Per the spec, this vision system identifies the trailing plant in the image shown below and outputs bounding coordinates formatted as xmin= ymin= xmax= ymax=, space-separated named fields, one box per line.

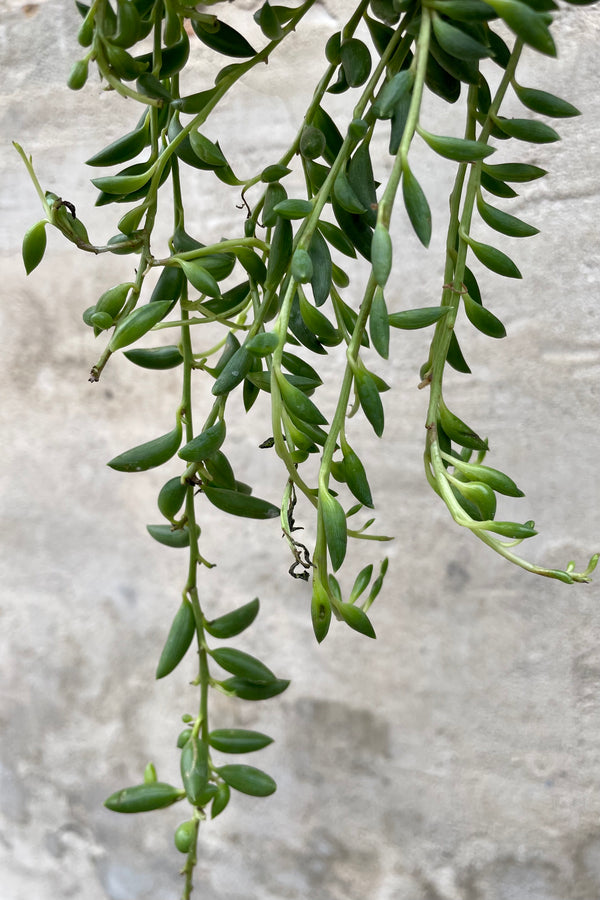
xmin=16 ymin=0 xmax=598 ymax=894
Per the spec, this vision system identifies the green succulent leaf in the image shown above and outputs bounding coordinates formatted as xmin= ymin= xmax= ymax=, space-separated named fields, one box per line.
xmin=155 ymin=600 xmax=196 ymax=679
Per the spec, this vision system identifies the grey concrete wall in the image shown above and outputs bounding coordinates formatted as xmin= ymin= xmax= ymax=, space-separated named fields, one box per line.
xmin=2 ymin=2 xmax=600 ymax=899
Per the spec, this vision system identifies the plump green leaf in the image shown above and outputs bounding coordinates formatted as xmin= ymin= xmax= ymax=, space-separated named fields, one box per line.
xmin=203 ymin=486 xmax=279 ymax=519
xmin=446 ymin=331 xmax=471 ymax=374
xmin=453 ymin=479 xmax=497 ymax=521
xmin=276 ymin=371 xmax=327 ymax=424
xmin=221 ymin=676 xmax=290 ymax=701
xmin=483 ymin=520 xmax=537 ymax=539
xmin=272 ymin=198 xmax=313 ymax=220
xmin=204 ymin=598 xmax=259 ymax=639
xmin=464 ymin=294 xmax=506 ymax=338
xmin=337 ymin=603 xmax=376 ymax=638
xmin=355 ymin=369 xmax=384 ymax=437
xmin=484 ymin=0 xmax=556 ymax=56
xmin=308 ymin=228 xmax=332 ymax=307
xmin=332 ymin=200 xmax=374 ymax=260
xmin=476 ymin=193 xmax=539 ymax=238
xmin=343 ymin=447 xmax=374 ymax=508
xmin=291 ymin=248 xmax=314 ymax=283
xmin=109 ymin=301 xmax=172 ymax=351
xmin=156 ymin=600 xmax=196 ymax=679
xmin=265 ymin=216 xmax=293 ymax=289
xmin=514 ymin=84 xmax=579 ymax=118
xmin=388 ymin=306 xmax=449 ymax=329
xmin=105 ymin=782 xmax=184 ymax=813
xmin=86 ymin=117 xmax=149 ymax=167
xmin=146 ymin=524 xmax=194 ymax=548
xmin=217 ymin=765 xmax=276 ymax=797
xmin=371 ymin=225 xmax=393 ymax=288
xmin=108 ymin=421 xmax=182 ymax=472
xmin=124 ymin=345 xmax=183 ymax=369
xmin=181 ymin=736 xmax=209 ymax=806
xmin=317 ymin=219 xmax=357 ymax=258
xmin=494 ymin=116 xmax=560 ymax=143
xmin=254 ymin=0 xmax=283 ymax=40
xmin=192 ymin=18 xmax=257 ymax=57
xmin=373 ymin=69 xmax=414 ymax=119
xmin=179 ymin=420 xmax=226 ymax=463
xmin=333 ymin=167 xmax=367 ymax=215
xmin=298 ymin=292 xmax=341 ymax=346
xmin=320 ymin=489 xmax=347 ymax=571
xmin=261 ymin=163 xmax=292 ymax=183
xmin=432 ymin=13 xmax=491 ymax=58
xmin=211 ymin=782 xmax=231 ymax=818
xmin=369 ymin=286 xmax=390 ymax=359
xmin=300 ymin=125 xmax=326 ymax=159
xmin=340 ymin=38 xmax=372 ymax=86
xmin=311 ymin=579 xmax=332 ymax=643
xmin=466 ymin=236 xmax=522 ymax=278
xmin=438 ymin=403 xmax=488 ymax=451
xmin=402 ymin=162 xmax=431 ymax=248
xmin=91 ymin=165 xmax=155 ymax=195
xmin=208 ymin=729 xmax=273 ymax=754
xmin=419 ymin=128 xmax=495 ymax=162
xmin=481 ymin=162 xmax=546 ymax=182
xmin=446 ymin=455 xmax=524 ymax=497
xmin=349 ymin=564 xmax=374 ymax=604
xmin=158 ymin=476 xmax=187 ymax=520
xmin=22 ymin=220 xmax=47 ymax=274
xmin=211 ymin=648 xmax=276 ymax=684
xmin=212 ymin=347 xmax=253 ymax=395
xmin=178 ymin=259 xmax=221 ymax=298
xmin=479 ymin=170 xmax=518 ymax=198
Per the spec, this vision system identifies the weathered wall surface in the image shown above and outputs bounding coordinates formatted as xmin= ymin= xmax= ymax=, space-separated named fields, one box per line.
xmin=1 ymin=2 xmax=600 ymax=899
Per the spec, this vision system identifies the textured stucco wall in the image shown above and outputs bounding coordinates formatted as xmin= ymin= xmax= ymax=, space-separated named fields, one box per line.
xmin=2 ymin=2 xmax=600 ymax=899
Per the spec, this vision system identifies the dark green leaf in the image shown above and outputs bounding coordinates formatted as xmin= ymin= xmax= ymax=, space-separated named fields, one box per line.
xmin=179 ymin=420 xmax=226 ymax=463
xmin=124 ymin=345 xmax=183 ymax=369
xmin=481 ymin=162 xmax=546 ymax=182
xmin=308 ymin=228 xmax=332 ymax=307
xmin=317 ymin=219 xmax=357 ymax=258
xmin=439 ymin=403 xmax=488 ymax=451
xmin=192 ymin=18 xmax=257 ymax=57
xmin=109 ymin=301 xmax=173 ymax=351
xmin=369 ymin=286 xmax=390 ymax=358
xmin=494 ymin=116 xmax=560 ymax=143
xmin=446 ymin=331 xmax=471 ymax=374
xmin=204 ymin=598 xmax=259 ymax=639
xmin=402 ymin=162 xmax=432 ymax=247
xmin=514 ymin=84 xmax=579 ymax=117
xmin=209 ymin=729 xmax=273 ymax=754
xmin=277 ymin=370 xmax=327 ymax=424
xmin=221 ymin=676 xmax=290 ymax=701
xmin=419 ymin=128 xmax=494 ymax=162
xmin=22 ymin=220 xmax=47 ymax=274
xmin=155 ymin=601 xmax=196 ymax=679
xmin=104 ymin=782 xmax=183 ymax=813
xmin=464 ymin=294 xmax=506 ymax=338
xmin=217 ymin=765 xmax=276 ymax=797
xmin=343 ymin=448 xmax=374 ymax=508
xmin=265 ymin=216 xmax=293 ymax=289
xmin=146 ymin=524 xmax=194 ymax=548
xmin=212 ymin=347 xmax=253 ymax=395
xmin=467 ymin=236 xmax=522 ymax=278
xmin=355 ymin=369 xmax=384 ymax=437
xmin=432 ymin=14 xmax=491 ymax=59
xmin=388 ymin=306 xmax=449 ymax=329
xmin=338 ymin=603 xmax=376 ymax=638
xmin=158 ymin=476 xmax=187 ymax=520
xmin=476 ymin=192 xmax=539 ymax=237
xmin=181 ymin=736 xmax=209 ymax=805
xmin=203 ymin=486 xmax=279 ymax=519
xmin=484 ymin=0 xmax=555 ymax=56
xmin=320 ymin=489 xmax=347 ymax=571
xmin=340 ymin=38 xmax=372 ymax=87
xmin=211 ymin=648 xmax=276 ymax=684
xmin=108 ymin=422 xmax=182 ymax=472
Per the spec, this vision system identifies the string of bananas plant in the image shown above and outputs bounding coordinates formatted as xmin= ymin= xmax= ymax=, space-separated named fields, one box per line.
xmin=16 ymin=0 xmax=598 ymax=895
